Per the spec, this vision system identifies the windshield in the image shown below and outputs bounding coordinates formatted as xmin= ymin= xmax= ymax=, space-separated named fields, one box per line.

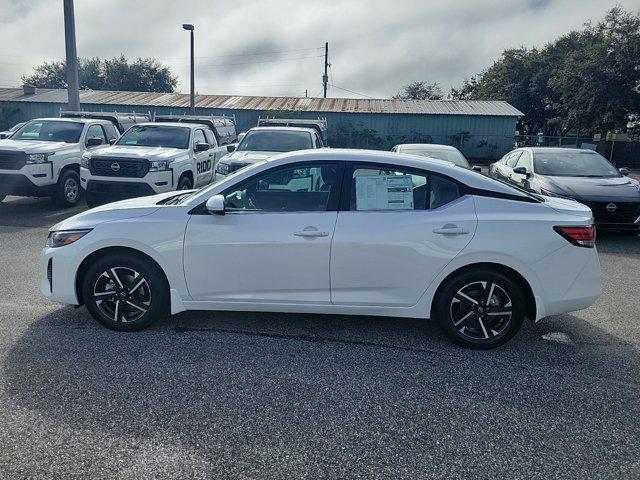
xmin=11 ymin=120 xmax=84 ymax=143
xmin=117 ymin=125 xmax=190 ymax=149
xmin=237 ymin=130 xmax=313 ymax=152
xmin=534 ymin=150 xmax=620 ymax=177
xmin=402 ymin=147 xmax=470 ymax=168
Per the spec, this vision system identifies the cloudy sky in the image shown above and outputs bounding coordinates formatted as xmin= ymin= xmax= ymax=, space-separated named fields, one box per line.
xmin=1 ymin=0 xmax=639 ymax=99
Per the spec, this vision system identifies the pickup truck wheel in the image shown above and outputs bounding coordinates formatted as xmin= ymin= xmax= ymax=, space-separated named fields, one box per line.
xmin=434 ymin=268 xmax=526 ymax=349
xmin=53 ymin=169 xmax=82 ymax=207
xmin=177 ymin=175 xmax=193 ymax=190
xmin=82 ymin=252 xmax=169 ymax=331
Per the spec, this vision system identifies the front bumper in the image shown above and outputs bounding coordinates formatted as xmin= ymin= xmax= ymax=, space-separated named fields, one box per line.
xmin=81 ymin=167 xmax=173 ymax=201
xmin=41 ymin=244 xmax=82 ymax=305
xmin=0 ymin=164 xmax=56 ymax=196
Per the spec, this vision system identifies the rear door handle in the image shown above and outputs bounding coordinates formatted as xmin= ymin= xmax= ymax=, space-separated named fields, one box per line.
xmin=294 ymin=228 xmax=329 ymax=238
xmin=433 ymin=224 xmax=468 ymax=235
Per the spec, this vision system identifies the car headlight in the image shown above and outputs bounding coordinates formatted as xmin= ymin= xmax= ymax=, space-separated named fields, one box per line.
xmin=540 ymin=188 xmax=574 ymax=200
xmin=46 ymin=229 xmax=92 ymax=248
xmin=215 ymin=162 xmax=230 ymax=175
xmin=26 ymin=153 xmax=51 ymax=164
xmin=149 ymin=159 xmax=173 ymax=171
xmin=80 ymin=153 xmax=90 ymax=169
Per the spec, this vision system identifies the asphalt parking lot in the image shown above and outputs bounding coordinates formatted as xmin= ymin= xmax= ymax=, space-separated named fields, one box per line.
xmin=0 ymin=195 xmax=639 ymax=479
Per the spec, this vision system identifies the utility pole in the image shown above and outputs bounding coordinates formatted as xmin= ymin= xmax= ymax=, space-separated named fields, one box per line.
xmin=323 ymin=42 xmax=329 ymax=98
xmin=182 ymin=24 xmax=195 ymax=114
xmin=63 ymin=0 xmax=80 ymax=111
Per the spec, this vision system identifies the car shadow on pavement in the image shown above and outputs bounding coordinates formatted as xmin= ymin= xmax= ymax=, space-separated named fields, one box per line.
xmin=0 ymin=196 xmax=87 ymax=228
xmin=3 ymin=304 xmax=640 ymax=477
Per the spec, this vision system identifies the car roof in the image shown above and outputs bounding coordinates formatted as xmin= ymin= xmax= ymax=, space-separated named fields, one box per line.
xmin=247 ymin=126 xmax=317 ymax=134
xmin=396 ymin=143 xmax=460 ymax=152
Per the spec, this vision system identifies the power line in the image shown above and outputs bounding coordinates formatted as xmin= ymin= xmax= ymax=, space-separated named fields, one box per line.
xmin=329 ymin=84 xmax=375 ymax=99
xmin=195 ymin=55 xmax=324 ymax=68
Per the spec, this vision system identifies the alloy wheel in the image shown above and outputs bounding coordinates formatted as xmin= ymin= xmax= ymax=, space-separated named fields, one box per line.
xmin=93 ymin=267 xmax=151 ymax=323
xmin=449 ymin=281 xmax=512 ymax=340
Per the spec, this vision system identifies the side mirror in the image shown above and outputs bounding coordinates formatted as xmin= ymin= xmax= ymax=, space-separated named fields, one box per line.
xmin=226 ymin=144 xmax=236 ymax=153
xmin=109 ymin=138 xmax=117 ymax=145
xmin=619 ymin=167 xmax=629 ymax=176
xmin=195 ymin=142 xmax=210 ymax=152
xmin=86 ymin=137 xmax=103 ymax=147
xmin=0 ymin=132 xmax=9 ymax=139
xmin=513 ymin=166 xmax=531 ymax=178
xmin=472 ymin=166 xmax=482 ymax=172
xmin=205 ymin=194 xmax=225 ymax=215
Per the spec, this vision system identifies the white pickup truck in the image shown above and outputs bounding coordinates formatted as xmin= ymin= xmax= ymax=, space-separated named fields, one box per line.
xmin=81 ymin=117 xmax=234 ymax=207
xmin=0 ymin=112 xmax=144 ymax=206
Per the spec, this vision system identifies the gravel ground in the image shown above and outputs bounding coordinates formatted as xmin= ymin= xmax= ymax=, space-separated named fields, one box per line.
xmin=0 ymin=195 xmax=639 ymax=479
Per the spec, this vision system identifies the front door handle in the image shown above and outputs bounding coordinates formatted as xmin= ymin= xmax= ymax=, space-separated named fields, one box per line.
xmin=433 ymin=224 xmax=468 ymax=235
xmin=294 ymin=227 xmax=329 ymax=238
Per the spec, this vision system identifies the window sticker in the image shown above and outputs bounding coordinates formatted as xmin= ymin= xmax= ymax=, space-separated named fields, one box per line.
xmin=355 ymin=174 xmax=414 ymax=211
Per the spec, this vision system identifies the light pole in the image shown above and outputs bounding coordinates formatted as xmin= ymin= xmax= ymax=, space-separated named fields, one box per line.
xmin=182 ymin=24 xmax=195 ymax=114
xmin=63 ymin=0 xmax=80 ymax=110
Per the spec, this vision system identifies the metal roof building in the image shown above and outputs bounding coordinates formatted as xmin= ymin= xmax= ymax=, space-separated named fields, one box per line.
xmin=0 ymin=87 xmax=523 ymax=159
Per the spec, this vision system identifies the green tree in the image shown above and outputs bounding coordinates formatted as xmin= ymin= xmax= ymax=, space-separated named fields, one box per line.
xmin=22 ymin=55 xmax=177 ymax=93
xmin=450 ymin=7 xmax=640 ymax=136
xmin=393 ymin=81 xmax=443 ymax=100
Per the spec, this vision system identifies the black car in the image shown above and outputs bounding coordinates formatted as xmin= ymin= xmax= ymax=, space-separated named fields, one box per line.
xmin=489 ymin=147 xmax=640 ymax=232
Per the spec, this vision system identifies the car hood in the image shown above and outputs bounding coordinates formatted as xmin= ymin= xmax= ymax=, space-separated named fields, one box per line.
xmin=0 ymin=139 xmax=77 ymax=154
xmin=541 ymin=175 xmax=640 ymax=202
xmin=89 ymin=145 xmax=186 ymax=160
xmin=49 ymin=191 xmax=185 ymax=231
xmin=220 ymin=150 xmax=278 ymax=164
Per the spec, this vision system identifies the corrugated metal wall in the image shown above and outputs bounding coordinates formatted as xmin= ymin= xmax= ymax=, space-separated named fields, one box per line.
xmin=1 ymin=100 xmax=518 ymax=159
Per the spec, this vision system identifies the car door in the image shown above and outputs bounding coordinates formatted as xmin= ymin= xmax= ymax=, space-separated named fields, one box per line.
xmin=183 ymin=161 xmax=343 ymax=303
xmin=330 ymin=163 xmax=477 ymax=307
xmin=84 ymin=124 xmax=108 ymax=149
xmin=193 ymin=128 xmax=213 ymax=187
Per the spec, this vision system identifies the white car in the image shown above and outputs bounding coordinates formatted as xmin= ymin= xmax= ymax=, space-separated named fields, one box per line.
xmin=41 ymin=149 xmax=601 ymax=349
xmin=392 ymin=143 xmax=481 ymax=171
xmin=214 ymin=126 xmax=324 ymax=179
xmin=80 ymin=122 xmax=228 ymax=207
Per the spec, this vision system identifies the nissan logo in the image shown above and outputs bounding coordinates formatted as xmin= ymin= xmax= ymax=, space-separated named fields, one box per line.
xmin=606 ymin=203 xmax=617 ymax=212
xmin=110 ymin=162 xmax=120 ymax=172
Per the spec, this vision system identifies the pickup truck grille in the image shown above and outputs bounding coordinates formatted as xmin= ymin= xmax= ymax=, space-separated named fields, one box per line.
xmin=90 ymin=157 xmax=149 ymax=178
xmin=0 ymin=151 xmax=27 ymax=170
xmin=583 ymin=201 xmax=640 ymax=224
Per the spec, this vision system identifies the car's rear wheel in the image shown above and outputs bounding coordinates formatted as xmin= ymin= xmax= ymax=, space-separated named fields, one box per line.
xmin=82 ymin=252 xmax=169 ymax=331
xmin=434 ymin=268 xmax=526 ymax=349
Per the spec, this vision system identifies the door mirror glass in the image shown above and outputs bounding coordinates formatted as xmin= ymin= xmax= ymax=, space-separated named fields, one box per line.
xmin=206 ymin=194 xmax=225 ymax=215
xmin=86 ymin=137 xmax=103 ymax=147
xmin=513 ymin=166 xmax=529 ymax=177
xmin=195 ymin=142 xmax=210 ymax=152
xmin=226 ymin=144 xmax=236 ymax=153
xmin=619 ymin=167 xmax=629 ymax=176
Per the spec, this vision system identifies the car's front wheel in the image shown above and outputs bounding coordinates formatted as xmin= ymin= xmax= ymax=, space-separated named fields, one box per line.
xmin=53 ymin=169 xmax=82 ymax=207
xmin=82 ymin=252 xmax=169 ymax=331
xmin=434 ymin=268 xmax=526 ymax=349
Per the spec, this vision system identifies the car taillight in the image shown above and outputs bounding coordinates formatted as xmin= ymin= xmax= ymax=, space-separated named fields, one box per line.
xmin=554 ymin=225 xmax=596 ymax=248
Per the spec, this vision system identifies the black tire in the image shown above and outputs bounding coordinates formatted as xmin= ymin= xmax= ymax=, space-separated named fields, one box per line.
xmin=82 ymin=252 xmax=169 ymax=331
xmin=53 ymin=169 xmax=82 ymax=207
xmin=434 ymin=268 xmax=526 ymax=349
xmin=85 ymin=191 xmax=105 ymax=209
xmin=177 ymin=174 xmax=193 ymax=190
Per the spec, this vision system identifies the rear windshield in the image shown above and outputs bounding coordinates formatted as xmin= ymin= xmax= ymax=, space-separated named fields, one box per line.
xmin=237 ymin=130 xmax=313 ymax=152
xmin=117 ymin=125 xmax=190 ymax=149
xmin=534 ymin=150 xmax=619 ymax=177
xmin=11 ymin=120 xmax=84 ymax=143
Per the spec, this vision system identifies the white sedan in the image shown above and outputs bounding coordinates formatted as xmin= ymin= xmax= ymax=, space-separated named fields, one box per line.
xmin=41 ymin=149 xmax=601 ymax=349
